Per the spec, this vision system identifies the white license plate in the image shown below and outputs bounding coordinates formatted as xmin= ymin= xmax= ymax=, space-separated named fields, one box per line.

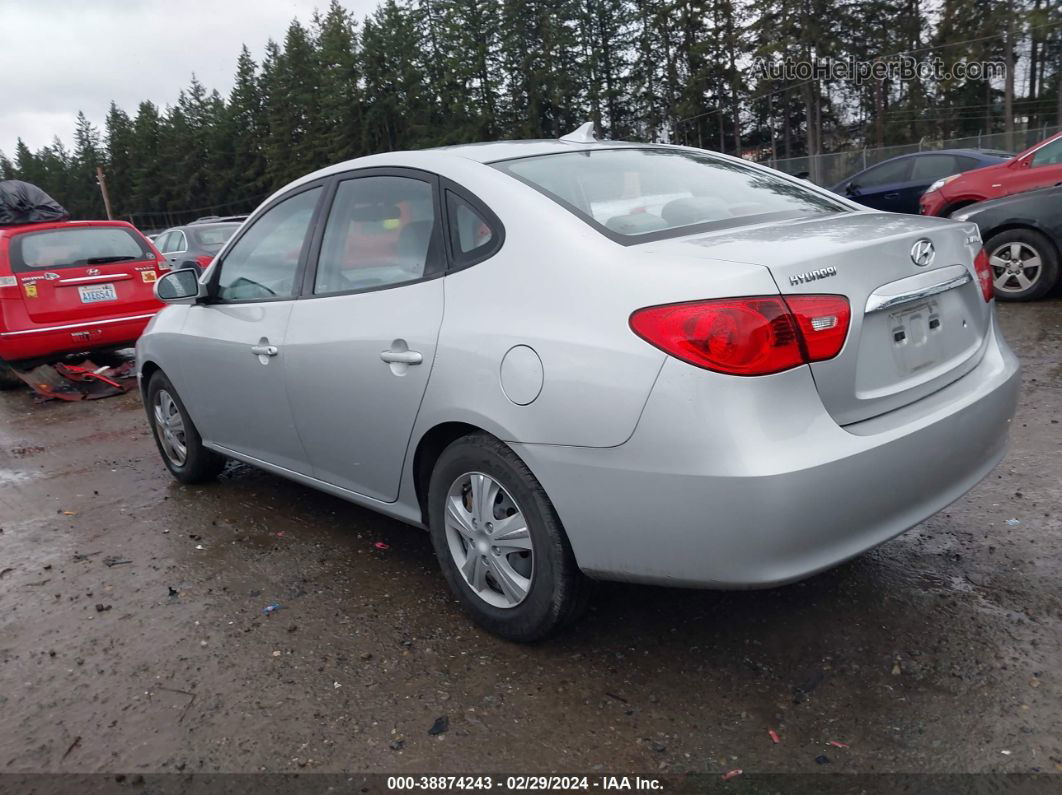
xmin=78 ymin=283 xmax=117 ymax=303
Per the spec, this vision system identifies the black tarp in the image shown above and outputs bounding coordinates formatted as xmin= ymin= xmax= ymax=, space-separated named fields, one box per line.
xmin=0 ymin=180 xmax=69 ymax=225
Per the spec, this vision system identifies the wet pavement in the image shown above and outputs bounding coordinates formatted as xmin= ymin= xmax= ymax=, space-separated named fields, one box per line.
xmin=0 ymin=301 xmax=1060 ymax=779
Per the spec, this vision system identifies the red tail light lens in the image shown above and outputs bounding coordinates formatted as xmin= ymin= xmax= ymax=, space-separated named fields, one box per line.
xmin=630 ymin=295 xmax=850 ymax=376
xmin=195 ymin=255 xmax=214 ymax=269
xmin=974 ymin=248 xmax=994 ymax=302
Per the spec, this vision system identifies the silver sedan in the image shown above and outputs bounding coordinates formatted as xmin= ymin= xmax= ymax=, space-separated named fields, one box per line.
xmin=139 ymin=126 xmax=1020 ymax=641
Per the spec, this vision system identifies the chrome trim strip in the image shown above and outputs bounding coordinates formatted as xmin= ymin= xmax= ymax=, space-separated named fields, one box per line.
xmin=865 ymin=269 xmax=972 ymax=314
xmin=0 ymin=313 xmax=155 ymax=337
xmin=57 ymin=274 xmax=133 ymax=285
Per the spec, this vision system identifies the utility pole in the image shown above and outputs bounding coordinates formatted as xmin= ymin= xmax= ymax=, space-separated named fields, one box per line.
xmin=1003 ymin=0 xmax=1015 ymax=151
xmin=95 ymin=166 xmax=113 ymax=220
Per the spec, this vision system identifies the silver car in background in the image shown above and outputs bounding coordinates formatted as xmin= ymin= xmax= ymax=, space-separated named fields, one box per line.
xmin=138 ymin=126 xmax=1020 ymax=641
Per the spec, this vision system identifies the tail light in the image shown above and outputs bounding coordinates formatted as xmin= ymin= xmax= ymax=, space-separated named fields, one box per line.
xmin=195 ymin=255 xmax=213 ymax=269
xmin=973 ymin=248 xmax=994 ymax=302
xmin=629 ymin=295 xmax=850 ymax=376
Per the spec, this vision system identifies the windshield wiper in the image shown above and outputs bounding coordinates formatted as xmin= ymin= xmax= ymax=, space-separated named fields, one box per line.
xmin=85 ymin=255 xmax=139 ymax=265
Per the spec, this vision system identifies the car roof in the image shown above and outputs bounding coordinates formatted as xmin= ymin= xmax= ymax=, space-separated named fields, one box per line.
xmin=433 ymin=138 xmax=659 ymax=163
xmin=0 ymin=219 xmax=137 ymax=239
xmin=167 ymin=221 xmax=241 ymax=233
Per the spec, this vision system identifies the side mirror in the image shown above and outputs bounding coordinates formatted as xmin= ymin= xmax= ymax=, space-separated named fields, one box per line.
xmin=794 ymin=171 xmax=810 ymax=180
xmin=155 ymin=268 xmax=205 ymax=303
xmin=845 ymin=181 xmax=860 ymax=196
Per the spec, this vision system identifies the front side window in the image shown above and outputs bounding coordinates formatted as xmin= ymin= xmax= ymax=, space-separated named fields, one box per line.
xmin=1030 ymin=138 xmax=1062 ymax=167
xmin=215 ymin=187 xmax=321 ymax=302
xmin=314 ymin=176 xmax=435 ymax=295
xmin=493 ymin=148 xmax=845 ymax=242
xmin=10 ymin=226 xmax=153 ymax=272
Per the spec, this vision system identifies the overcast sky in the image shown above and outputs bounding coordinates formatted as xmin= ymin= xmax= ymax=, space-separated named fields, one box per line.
xmin=0 ymin=0 xmax=378 ymax=158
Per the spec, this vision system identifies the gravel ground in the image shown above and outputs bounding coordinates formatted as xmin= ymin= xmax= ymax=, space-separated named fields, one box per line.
xmin=0 ymin=300 xmax=1059 ymax=782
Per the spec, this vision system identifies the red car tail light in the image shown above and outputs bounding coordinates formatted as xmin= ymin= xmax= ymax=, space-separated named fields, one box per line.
xmin=629 ymin=295 xmax=850 ymax=376
xmin=195 ymin=255 xmax=213 ymax=269
xmin=973 ymin=248 xmax=994 ymax=302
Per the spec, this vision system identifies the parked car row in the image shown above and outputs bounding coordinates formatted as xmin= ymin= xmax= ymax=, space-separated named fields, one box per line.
xmin=135 ymin=126 xmax=1019 ymax=640
xmin=831 ymin=148 xmax=1011 ymax=215
xmin=835 ymin=131 xmax=1062 ymax=220
xmin=829 ymin=130 xmax=1062 ymax=302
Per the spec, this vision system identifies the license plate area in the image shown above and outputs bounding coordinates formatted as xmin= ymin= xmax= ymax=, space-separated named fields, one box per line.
xmin=78 ymin=283 xmax=117 ymax=304
xmin=889 ymin=300 xmax=942 ymax=374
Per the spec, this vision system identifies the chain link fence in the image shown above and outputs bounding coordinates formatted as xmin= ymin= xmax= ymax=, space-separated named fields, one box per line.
xmin=762 ymin=124 xmax=1062 ymax=187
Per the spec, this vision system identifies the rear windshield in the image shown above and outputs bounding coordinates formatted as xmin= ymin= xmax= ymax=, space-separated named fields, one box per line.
xmin=10 ymin=226 xmax=153 ymax=272
xmin=492 ymin=148 xmax=847 ymax=243
xmin=191 ymin=223 xmax=240 ymax=252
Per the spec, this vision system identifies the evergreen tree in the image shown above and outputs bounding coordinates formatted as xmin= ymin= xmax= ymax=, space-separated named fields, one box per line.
xmin=4 ymin=0 xmax=1052 ymax=211
xmin=129 ymin=101 xmax=164 ymax=221
xmin=105 ymin=102 xmax=134 ymax=217
xmin=313 ymin=1 xmax=365 ymax=163
xmin=72 ymin=111 xmax=105 ymax=217
xmin=362 ymin=1 xmax=432 ymax=151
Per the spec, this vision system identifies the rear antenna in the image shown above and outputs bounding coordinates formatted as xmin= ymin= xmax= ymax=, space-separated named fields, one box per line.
xmin=559 ymin=122 xmax=599 ymax=144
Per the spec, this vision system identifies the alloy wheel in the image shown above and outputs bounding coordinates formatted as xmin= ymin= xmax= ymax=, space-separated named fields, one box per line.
xmin=153 ymin=389 xmax=188 ymax=467
xmin=444 ymin=472 xmax=534 ymax=608
xmin=989 ymin=241 xmax=1043 ymax=294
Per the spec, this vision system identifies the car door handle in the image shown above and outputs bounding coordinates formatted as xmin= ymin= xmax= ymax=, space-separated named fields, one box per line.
xmin=251 ymin=344 xmax=278 ymax=357
xmin=884 ymin=192 xmax=900 ymax=199
xmin=380 ymin=350 xmax=422 ymax=365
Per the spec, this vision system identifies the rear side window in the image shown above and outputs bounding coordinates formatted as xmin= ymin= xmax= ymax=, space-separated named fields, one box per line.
xmin=191 ymin=224 xmax=239 ymax=252
xmin=857 ymin=158 xmax=911 ymax=187
xmin=493 ymin=149 xmax=845 ymax=243
xmin=446 ymin=191 xmax=500 ymax=266
xmin=910 ymin=154 xmax=969 ymax=182
xmin=9 ymin=227 xmax=153 ymax=272
xmin=313 ymin=176 xmax=436 ymax=295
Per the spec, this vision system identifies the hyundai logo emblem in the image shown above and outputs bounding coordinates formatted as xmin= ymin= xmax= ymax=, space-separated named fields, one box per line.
xmin=910 ymin=238 xmax=935 ymax=267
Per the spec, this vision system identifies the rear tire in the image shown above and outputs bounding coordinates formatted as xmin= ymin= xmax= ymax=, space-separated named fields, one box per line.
xmin=985 ymin=228 xmax=1059 ymax=301
xmin=427 ymin=433 xmax=591 ymax=642
xmin=146 ymin=371 xmax=225 ymax=484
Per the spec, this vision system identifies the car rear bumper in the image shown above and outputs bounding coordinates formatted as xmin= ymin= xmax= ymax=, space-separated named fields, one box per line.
xmin=513 ymin=316 xmax=1020 ymax=588
xmin=0 ymin=311 xmax=157 ymax=363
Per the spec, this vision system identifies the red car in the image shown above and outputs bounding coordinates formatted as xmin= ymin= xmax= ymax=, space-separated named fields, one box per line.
xmin=920 ymin=131 xmax=1062 ymax=216
xmin=0 ymin=220 xmax=166 ymax=376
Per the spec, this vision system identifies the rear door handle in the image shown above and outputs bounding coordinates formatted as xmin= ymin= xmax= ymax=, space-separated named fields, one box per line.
xmin=251 ymin=344 xmax=278 ymax=357
xmin=884 ymin=192 xmax=900 ymax=199
xmin=380 ymin=350 xmax=422 ymax=365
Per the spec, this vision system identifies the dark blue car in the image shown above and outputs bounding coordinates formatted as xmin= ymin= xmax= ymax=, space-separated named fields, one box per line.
xmin=832 ymin=149 xmax=1011 ymax=214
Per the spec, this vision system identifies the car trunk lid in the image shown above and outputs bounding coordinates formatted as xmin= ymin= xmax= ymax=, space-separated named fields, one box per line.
xmin=8 ymin=224 xmax=164 ymax=324
xmin=642 ymin=212 xmax=991 ymax=425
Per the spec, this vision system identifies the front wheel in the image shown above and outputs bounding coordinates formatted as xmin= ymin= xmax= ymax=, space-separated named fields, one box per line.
xmin=985 ymin=229 xmax=1059 ymax=301
xmin=427 ymin=434 xmax=590 ymax=642
xmin=146 ymin=371 xmax=226 ymax=484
